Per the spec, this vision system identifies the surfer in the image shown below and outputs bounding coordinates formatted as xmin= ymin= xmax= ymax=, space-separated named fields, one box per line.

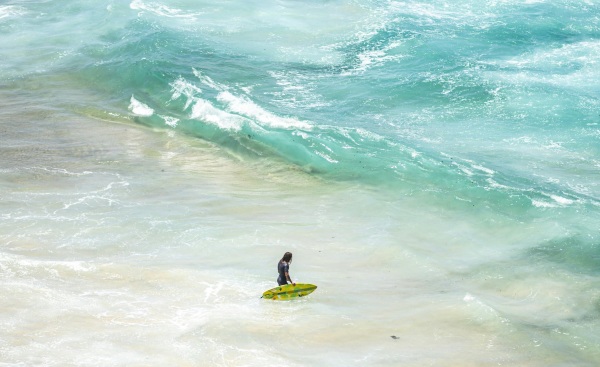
xmin=277 ymin=252 xmax=295 ymax=286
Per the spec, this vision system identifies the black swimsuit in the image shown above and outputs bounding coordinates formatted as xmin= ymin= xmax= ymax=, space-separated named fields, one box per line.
xmin=277 ymin=261 xmax=289 ymax=285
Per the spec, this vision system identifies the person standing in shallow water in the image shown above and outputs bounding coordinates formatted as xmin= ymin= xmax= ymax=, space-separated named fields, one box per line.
xmin=277 ymin=252 xmax=295 ymax=286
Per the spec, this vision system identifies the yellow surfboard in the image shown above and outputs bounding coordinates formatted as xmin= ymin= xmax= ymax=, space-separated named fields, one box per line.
xmin=262 ymin=283 xmax=317 ymax=300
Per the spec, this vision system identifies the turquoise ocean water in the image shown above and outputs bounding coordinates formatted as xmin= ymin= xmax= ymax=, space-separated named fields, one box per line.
xmin=1 ymin=1 xmax=599 ymax=366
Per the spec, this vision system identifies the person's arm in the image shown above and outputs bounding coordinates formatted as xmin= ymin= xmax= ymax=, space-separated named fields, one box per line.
xmin=285 ymin=270 xmax=295 ymax=286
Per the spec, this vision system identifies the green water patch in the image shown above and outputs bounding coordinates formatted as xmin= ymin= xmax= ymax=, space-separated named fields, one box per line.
xmin=526 ymin=236 xmax=600 ymax=276
xmin=453 ymin=235 xmax=600 ymax=362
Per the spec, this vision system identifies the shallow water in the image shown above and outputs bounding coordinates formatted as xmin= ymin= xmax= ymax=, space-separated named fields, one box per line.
xmin=2 ymin=1 xmax=600 ymax=366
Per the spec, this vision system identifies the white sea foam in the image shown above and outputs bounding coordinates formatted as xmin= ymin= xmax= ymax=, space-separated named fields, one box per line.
xmin=339 ymin=9 xmax=409 ymax=76
xmin=128 ymin=96 xmax=154 ymax=117
xmin=170 ymin=77 xmax=202 ymax=109
xmin=314 ymin=150 xmax=339 ymax=164
xmin=453 ymin=162 xmax=474 ymax=176
xmin=30 ymin=167 xmax=93 ymax=177
xmin=217 ymin=91 xmax=312 ymax=130
xmin=449 ymin=157 xmax=495 ymax=177
xmin=393 ymin=2 xmax=465 ymax=21
xmin=550 ymin=195 xmax=574 ymax=205
xmin=269 ymin=71 xmax=329 ymax=109
xmin=531 ymin=199 xmax=557 ymax=208
xmin=190 ymin=98 xmax=245 ymax=131
xmin=487 ymin=40 xmax=600 ymax=88
xmin=471 ymin=164 xmax=495 ymax=175
xmin=130 ymin=0 xmax=202 ymax=19
xmin=162 ymin=115 xmax=179 ymax=127
xmin=173 ymin=72 xmax=313 ymax=131
xmin=355 ymin=128 xmax=385 ymax=142
xmin=543 ymin=141 xmax=563 ymax=149
xmin=352 ymin=41 xmax=406 ymax=74
xmin=193 ymin=68 xmax=224 ymax=92
xmin=486 ymin=178 xmax=511 ymax=190
xmin=530 ymin=193 xmax=576 ymax=207
xmin=0 ymin=5 xmax=26 ymax=20
xmin=2 ymin=253 xmax=96 ymax=273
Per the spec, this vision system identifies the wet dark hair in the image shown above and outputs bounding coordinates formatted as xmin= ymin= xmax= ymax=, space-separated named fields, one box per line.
xmin=280 ymin=252 xmax=293 ymax=263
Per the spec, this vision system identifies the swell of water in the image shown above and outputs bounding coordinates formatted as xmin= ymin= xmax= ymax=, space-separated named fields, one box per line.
xmin=1 ymin=1 xmax=600 ymax=366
